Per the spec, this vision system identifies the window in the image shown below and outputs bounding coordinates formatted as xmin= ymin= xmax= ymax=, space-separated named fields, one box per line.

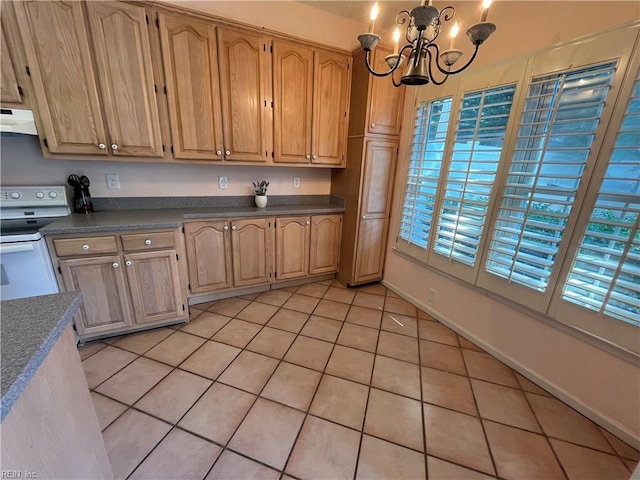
xmin=399 ymin=97 xmax=452 ymax=250
xmin=433 ymin=84 xmax=517 ymax=267
xmin=562 ymin=76 xmax=640 ymax=326
xmin=394 ymin=24 xmax=640 ymax=354
xmin=485 ymin=62 xmax=617 ymax=292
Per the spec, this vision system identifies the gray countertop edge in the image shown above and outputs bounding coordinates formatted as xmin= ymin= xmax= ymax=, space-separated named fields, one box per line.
xmin=1 ymin=292 xmax=82 ymax=423
xmin=40 ymin=203 xmax=346 ymax=235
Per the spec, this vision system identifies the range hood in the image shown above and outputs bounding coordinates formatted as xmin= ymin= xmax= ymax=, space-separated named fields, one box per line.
xmin=0 ymin=108 xmax=37 ymax=135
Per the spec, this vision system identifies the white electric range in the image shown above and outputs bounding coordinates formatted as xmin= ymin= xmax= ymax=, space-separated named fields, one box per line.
xmin=0 ymin=186 xmax=71 ymax=300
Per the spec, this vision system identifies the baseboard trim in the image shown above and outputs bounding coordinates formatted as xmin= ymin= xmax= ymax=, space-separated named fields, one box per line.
xmin=381 ymin=279 xmax=640 ymax=450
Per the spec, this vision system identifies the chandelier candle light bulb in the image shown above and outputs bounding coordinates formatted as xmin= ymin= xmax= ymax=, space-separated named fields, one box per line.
xmin=369 ymin=2 xmax=379 ymax=33
xmin=393 ymin=27 xmax=401 ymax=54
xmin=481 ymin=0 xmax=492 ymax=22
xmin=449 ymin=21 xmax=459 ymax=49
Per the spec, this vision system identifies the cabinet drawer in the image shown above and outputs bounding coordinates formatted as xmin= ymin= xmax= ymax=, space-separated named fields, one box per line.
xmin=121 ymin=231 xmax=175 ymax=252
xmin=53 ymin=236 xmax=118 ymax=257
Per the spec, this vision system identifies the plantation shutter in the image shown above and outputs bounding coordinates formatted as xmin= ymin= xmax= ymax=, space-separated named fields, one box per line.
xmin=397 ymin=96 xmax=453 ymax=259
xmin=432 ymin=84 xmax=517 ymax=271
xmin=561 ymin=76 xmax=640 ymax=326
xmin=478 ymin=62 xmax=618 ymax=309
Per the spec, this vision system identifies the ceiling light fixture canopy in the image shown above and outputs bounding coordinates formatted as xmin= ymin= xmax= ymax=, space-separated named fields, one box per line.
xmin=358 ymin=0 xmax=496 ymax=87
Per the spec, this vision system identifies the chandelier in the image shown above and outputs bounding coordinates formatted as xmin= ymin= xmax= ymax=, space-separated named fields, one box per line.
xmin=358 ymin=0 xmax=496 ymax=87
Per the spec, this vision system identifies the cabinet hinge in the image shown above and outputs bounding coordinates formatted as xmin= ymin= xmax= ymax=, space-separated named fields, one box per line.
xmin=268 ymin=221 xmax=271 ymax=228
xmin=145 ymin=14 xmax=149 ymax=24
xmin=164 ymin=86 xmax=167 ymax=95
xmin=263 ymin=44 xmax=266 ymax=52
xmin=271 ymin=151 xmax=274 ymax=158
xmin=275 ymin=271 xmax=277 ymax=277
xmin=154 ymin=84 xmax=158 ymax=93
xmin=72 ymin=323 xmax=77 ymax=333
xmin=265 ymin=150 xmax=268 ymax=157
xmin=269 ymin=272 xmax=272 ymax=278
xmin=182 ymin=304 xmax=185 ymax=311
xmin=171 ymin=146 xmax=174 ymax=154
xmin=188 ymin=283 xmax=191 ymax=291
xmin=270 ymin=45 xmax=273 ymax=53
xmin=156 ymin=18 xmax=160 ymax=28
xmin=17 ymin=86 xmax=23 ymax=96
xmin=162 ymin=144 xmax=166 ymax=152
xmin=43 ymin=138 xmax=48 ymax=147
xmin=342 ymin=154 xmax=345 ymax=160
xmin=271 ymin=101 xmax=274 ymax=108
xmin=25 ymin=66 xmax=30 ymax=76
xmin=176 ymin=253 xmax=179 ymax=261
xmin=181 ymin=226 xmax=184 ymax=233
xmin=57 ymin=266 xmax=61 ymax=274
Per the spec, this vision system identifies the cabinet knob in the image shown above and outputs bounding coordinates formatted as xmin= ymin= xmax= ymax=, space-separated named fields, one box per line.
xmin=371 ymin=123 xmax=376 ymax=128
xmin=231 ymin=225 xmax=237 ymax=230
xmin=112 ymin=262 xmax=119 ymax=268
xmin=312 ymin=155 xmax=317 ymax=160
xmin=306 ymin=154 xmax=310 ymax=159
xmin=98 ymin=143 xmax=106 ymax=149
xmin=125 ymin=260 xmax=132 ymax=266
xmin=111 ymin=144 xmax=119 ymax=150
xmin=362 ymin=215 xmax=367 ymax=220
xmin=82 ymin=244 xmax=90 ymax=250
xmin=225 ymin=150 xmax=231 ymax=155
xmin=145 ymin=239 xmax=152 ymax=245
xmin=216 ymin=150 xmax=222 ymax=156
xmin=306 ymin=220 xmax=310 ymax=225
xmin=223 ymin=225 xmax=229 ymax=231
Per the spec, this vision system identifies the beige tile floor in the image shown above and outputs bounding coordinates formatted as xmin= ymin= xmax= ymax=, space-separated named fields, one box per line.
xmin=79 ymin=280 xmax=640 ymax=480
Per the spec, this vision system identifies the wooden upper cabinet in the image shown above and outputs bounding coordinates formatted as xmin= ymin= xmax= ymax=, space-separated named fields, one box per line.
xmin=367 ymin=46 xmax=404 ymax=136
xmin=86 ymin=2 xmax=163 ymax=157
xmin=310 ymin=214 xmax=342 ymax=275
xmin=59 ymin=255 xmax=132 ymax=336
xmin=159 ymin=14 xmax=223 ymax=160
xmin=217 ymin=28 xmax=271 ymax=163
xmin=184 ymin=220 xmax=233 ymax=293
xmin=275 ymin=216 xmax=310 ymax=281
xmin=312 ymin=51 xmax=351 ymax=166
xmin=14 ymin=1 xmax=108 ymax=155
xmin=273 ymin=40 xmax=313 ymax=163
xmin=231 ymin=218 xmax=274 ymax=287
xmin=0 ymin=10 xmax=23 ymax=106
xmin=124 ymin=250 xmax=184 ymax=325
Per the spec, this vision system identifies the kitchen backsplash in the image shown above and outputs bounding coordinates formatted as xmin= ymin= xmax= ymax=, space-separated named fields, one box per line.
xmin=0 ymin=135 xmax=331 ymax=197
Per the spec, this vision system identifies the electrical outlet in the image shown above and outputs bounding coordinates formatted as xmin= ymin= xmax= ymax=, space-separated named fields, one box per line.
xmin=218 ymin=176 xmax=228 ymax=189
xmin=428 ymin=288 xmax=437 ymax=302
xmin=293 ymin=176 xmax=301 ymax=188
xmin=106 ymin=174 xmax=120 ymax=190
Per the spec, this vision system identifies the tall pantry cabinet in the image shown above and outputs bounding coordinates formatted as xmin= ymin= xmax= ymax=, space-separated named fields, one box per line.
xmin=332 ymin=45 xmax=404 ymax=286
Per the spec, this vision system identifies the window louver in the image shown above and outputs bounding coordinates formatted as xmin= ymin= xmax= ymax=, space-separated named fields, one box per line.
xmin=485 ymin=62 xmax=618 ymax=292
xmin=399 ymin=97 xmax=452 ymax=249
xmin=562 ymin=76 xmax=640 ymax=326
xmin=434 ymin=84 xmax=516 ymax=266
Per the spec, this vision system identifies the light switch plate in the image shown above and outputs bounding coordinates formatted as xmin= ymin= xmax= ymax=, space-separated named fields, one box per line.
xmin=293 ymin=176 xmax=301 ymax=188
xmin=218 ymin=176 xmax=228 ymax=189
xmin=106 ymin=174 xmax=120 ymax=190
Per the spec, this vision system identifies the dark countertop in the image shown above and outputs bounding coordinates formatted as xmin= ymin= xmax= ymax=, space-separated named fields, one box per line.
xmin=1 ymin=292 xmax=82 ymax=422
xmin=40 ymin=203 xmax=346 ymax=235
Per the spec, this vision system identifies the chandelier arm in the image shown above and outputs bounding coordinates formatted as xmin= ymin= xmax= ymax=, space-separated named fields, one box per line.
xmin=363 ymin=44 xmax=413 ymax=78
xmin=428 ymin=42 xmax=481 ymax=76
xmin=425 ymin=47 xmax=449 ymax=86
xmin=439 ymin=6 xmax=455 ymax=22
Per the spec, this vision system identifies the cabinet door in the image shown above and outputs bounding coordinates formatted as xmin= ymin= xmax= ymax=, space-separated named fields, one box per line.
xmin=124 ymin=250 xmax=184 ymax=325
xmin=275 ymin=216 xmax=310 ymax=281
xmin=354 ymin=139 xmax=398 ymax=283
xmin=310 ymin=214 xmax=342 ymax=275
xmin=14 ymin=1 xmax=108 ymax=154
xmin=367 ymin=46 xmax=405 ymax=136
xmin=86 ymin=2 xmax=163 ymax=157
xmin=312 ymin=51 xmax=351 ymax=166
xmin=217 ymin=27 xmax=271 ymax=162
xmin=0 ymin=11 xmax=23 ymax=106
xmin=184 ymin=220 xmax=233 ymax=293
xmin=59 ymin=256 xmax=132 ymax=336
xmin=231 ymin=218 xmax=274 ymax=287
xmin=159 ymin=14 xmax=223 ymax=160
xmin=273 ymin=40 xmax=313 ymax=163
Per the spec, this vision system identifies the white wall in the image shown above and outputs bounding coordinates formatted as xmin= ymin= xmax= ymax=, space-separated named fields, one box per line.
xmin=0 ymin=135 xmax=331 ymax=197
xmin=384 ymin=4 xmax=640 ymax=446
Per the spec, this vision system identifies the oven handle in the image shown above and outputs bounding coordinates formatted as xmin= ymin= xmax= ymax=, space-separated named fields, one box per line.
xmin=0 ymin=243 xmax=35 ymax=254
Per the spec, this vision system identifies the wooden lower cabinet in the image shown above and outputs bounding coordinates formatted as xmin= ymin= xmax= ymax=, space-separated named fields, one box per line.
xmin=184 ymin=220 xmax=233 ymax=294
xmin=231 ymin=218 xmax=274 ymax=287
xmin=309 ymin=214 xmax=342 ymax=275
xmin=275 ymin=216 xmax=310 ymax=280
xmin=59 ymin=255 xmax=132 ymax=337
xmin=124 ymin=250 xmax=184 ymax=324
xmin=354 ymin=216 xmax=387 ymax=283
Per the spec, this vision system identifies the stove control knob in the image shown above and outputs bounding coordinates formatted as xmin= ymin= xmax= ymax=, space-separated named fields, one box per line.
xmin=36 ymin=191 xmax=45 ymax=199
xmin=10 ymin=192 xmax=20 ymax=199
xmin=49 ymin=191 xmax=58 ymax=198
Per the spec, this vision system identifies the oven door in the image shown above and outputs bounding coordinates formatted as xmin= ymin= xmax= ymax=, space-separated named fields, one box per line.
xmin=0 ymin=238 xmax=59 ymax=300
